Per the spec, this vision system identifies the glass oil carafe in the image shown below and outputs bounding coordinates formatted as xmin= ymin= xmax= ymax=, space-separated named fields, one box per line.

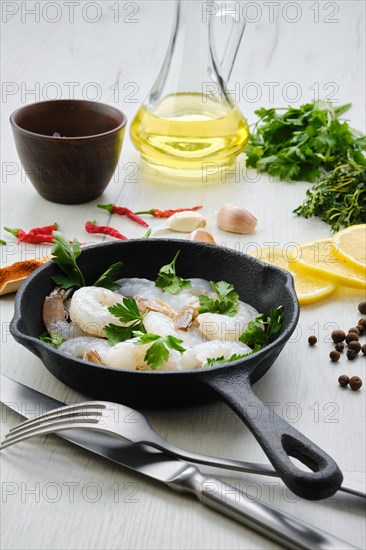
xmin=130 ymin=0 xmax=249 ymax=175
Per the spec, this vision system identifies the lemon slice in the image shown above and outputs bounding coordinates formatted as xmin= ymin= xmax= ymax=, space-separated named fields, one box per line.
xmin=288 ymin=238 xmax=366 ymax=289
xmin=332 ymin=224 xmax=366 ymax=275
xmin=250 ymin=247 xmax=336 ymax=305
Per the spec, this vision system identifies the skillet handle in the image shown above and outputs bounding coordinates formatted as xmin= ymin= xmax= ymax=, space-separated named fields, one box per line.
xmin=198 ymin=368 xmax=343 ymax=501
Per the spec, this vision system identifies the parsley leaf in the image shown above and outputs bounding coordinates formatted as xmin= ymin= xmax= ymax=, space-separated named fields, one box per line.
xmin=104 ymin=324 xmax=139 ymax=346
xmin=204 ymin=352 xmax=252 ymax=368
xmin=51 ymin=231 xmax=124 ymax=290
xmin=39 ymin=331 xmax=64 ymax=349
xmin=246 ymin=102 xmax=366 ymax=182
xmin=108 ymin=298 xmax=143 ymax=323
xmin=199 ymin=281 xmax=239 ymax=316
xmin=239 ymin=306 xmax=284 ymax=349
xmin=134 ymin=333 xmax=186 ymax=370
xmin=94 ymin=262 xmax=123 ymax=291
xmin=155 ymin=251 xmax=191 ymax=294
xmin=104 ymin=298 xmax=146 ymax=345
xmin=51 ymin=231 xmax=85 ymax=289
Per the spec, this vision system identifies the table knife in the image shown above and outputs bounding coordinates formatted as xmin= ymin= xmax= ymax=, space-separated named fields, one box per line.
xmin=0 ymin=375 xmax=358 ymax=550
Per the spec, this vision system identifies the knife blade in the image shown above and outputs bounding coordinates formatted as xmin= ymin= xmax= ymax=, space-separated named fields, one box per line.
xmin=0 ymin=375 xmax=357 ymax=550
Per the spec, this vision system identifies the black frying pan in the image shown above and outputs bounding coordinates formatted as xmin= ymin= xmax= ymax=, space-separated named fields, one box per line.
xmin=10 ymin=239 xmax=343 ymax=500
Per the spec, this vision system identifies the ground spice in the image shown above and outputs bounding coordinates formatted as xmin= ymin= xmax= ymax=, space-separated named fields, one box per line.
xmin=0 ymin=259 xmax=43 ymax=286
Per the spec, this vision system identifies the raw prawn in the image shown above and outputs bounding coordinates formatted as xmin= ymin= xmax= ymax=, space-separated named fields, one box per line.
xmin=42 ymin=287 xmax=84 ymax=341
xmin=197 ymin=302 xmax=259 ymax=342
xmin=69 ymin=286 xmax=125 ymax=337
xmin=181 ymin=340 xmax=252 ymax=370
xmin=104 ymin=339 xmax=184 ymax=371
xmin=59 ymin=336 xmax=111 ymax=359
xmin=116 ymin=277 xmax=214 ymax=311
xmin=60 ymin=336 xmax=184 ymax=372
xmin=143 ymin=311 xmax=204 ymax=347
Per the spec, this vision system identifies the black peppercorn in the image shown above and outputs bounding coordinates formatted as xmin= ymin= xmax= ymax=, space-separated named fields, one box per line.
xmin=331 ymin=330 xmax=346 ymax=343
xmin=338 ymin=375 xmax=349 ymax=387
xmin=308 ymin=335 xmax=317 ymax=346
xmin=348 ymin=341 xmax=361 ymax=354
xmin=335 ymin=342 xmax=344 ymax=353
xmin=358 ymin=302 xmax=366 ymax=315
xmin=330 ymin=350 xmax=340 ymax=362
xmin=362 ymin=344 xmax=366 ymax=356
xmin=346 ymin=349 xmax=357 ymax=360
xmin=349 ymin=376 xmax=362 ymax=391
xmin=346 ymin=332 xmax=359 ymax=344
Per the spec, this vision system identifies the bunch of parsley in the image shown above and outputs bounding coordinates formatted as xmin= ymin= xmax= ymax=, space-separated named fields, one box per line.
xmin=246 ymin=102 xmax=366 ymax=182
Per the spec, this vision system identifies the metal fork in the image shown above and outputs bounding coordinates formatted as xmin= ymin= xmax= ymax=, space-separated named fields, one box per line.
xmin=2 ymin=400 xmax=270 ymax=473
xmin=1 ymin=400 xmax=363 ymax=498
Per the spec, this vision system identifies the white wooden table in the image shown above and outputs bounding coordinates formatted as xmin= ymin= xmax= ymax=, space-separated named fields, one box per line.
xmin=1 ymin=1 xmax=365 ymax=548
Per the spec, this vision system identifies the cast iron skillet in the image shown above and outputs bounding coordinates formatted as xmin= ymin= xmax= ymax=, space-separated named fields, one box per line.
xmin=10 ymin=239 xmax=343 ymax=500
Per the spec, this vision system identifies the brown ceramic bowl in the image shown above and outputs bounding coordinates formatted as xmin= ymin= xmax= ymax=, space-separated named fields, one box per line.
xmin=10 ymin=100 xmax=127 ymax=204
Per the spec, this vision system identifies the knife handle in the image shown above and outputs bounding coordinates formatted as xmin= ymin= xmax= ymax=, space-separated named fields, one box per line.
xmin=170 ymin=470 xmax=357 ymax=550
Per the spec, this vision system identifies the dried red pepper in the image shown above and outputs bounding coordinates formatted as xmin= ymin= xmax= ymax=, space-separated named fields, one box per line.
xmin=134 ymin=206 xmax=203 ymax=218
xmin=4 ymin=224 xmax=58 ymax=244
xmin=20 ymin=233 xmax=55 ymax=244
xmin=85 ymin=221 xmax=128 ymax=240
xmin=98 ymin=204 xmax=148 ymax=228
xmin=28 ymin=223 xmax=58 ymax=236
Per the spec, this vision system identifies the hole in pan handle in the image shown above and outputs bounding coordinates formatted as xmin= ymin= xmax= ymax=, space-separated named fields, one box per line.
xmin=197 ymin=367 xmax=343 ymax=501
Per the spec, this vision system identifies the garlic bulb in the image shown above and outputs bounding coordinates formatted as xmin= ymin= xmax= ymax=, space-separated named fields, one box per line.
xmin=154 ymin=211 xmax=207 ymax=234
xmin=217 ymin=204 xmax=257 ymax=234
xmin=188 ymin=229 xmax=216 ymax=243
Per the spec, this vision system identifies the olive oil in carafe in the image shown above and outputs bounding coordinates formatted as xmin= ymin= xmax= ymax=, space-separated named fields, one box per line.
xmin=130 ymin=93 xmax=250 ymax=173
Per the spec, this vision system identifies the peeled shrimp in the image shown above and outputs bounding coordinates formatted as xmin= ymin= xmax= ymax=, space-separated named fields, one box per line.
xmin=116 ymin=277 xmax=214 ymax=311
xmin=181 ymin=340 xmax=252 ymax=370
xmin=197 ymin=301 xmax=259 ymax=342
xmin=59 ymin=336 xmax=111 ymax=359
xmin=104 ymin=339 xmax=184 ymax=371
xmin=116 ymin=278 xmax=162 ymax=300
xmin=69 ymin=286 xmax=125 ymax=337
xmin=143 ymin=311 xmax=203 ymax=347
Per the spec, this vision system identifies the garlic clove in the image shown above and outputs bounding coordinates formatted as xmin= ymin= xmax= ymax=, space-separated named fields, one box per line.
xmin=188 ymin=229 xmax=216 ymax=243
xmin=217 ymin=204 xmax=257 ymax=234
xmin=154 ymin=211 xmax=207 ymax=234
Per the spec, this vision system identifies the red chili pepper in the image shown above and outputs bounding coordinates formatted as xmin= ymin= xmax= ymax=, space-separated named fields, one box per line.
xmin=98 ymin=204 xmax=148 ymax=228
xmin=19 ymin=233 xmax=55 ymax=244
xmin=85 ymin=221 xmax=128 ymax=240
xmin=28 ymin=223 xmax=58 ymax=236
xmin=4 ymin=225 xmax=58 ymax=244
xmin=134 ymin=206 xmax=203 ymax=218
